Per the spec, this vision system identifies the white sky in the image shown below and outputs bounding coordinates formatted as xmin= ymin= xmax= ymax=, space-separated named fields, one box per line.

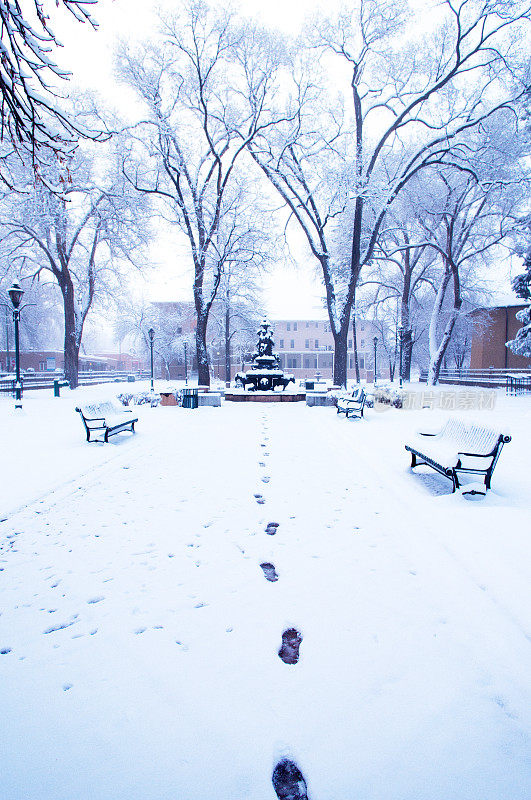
xmin=51 ymin=0 xmax=516 ymax=319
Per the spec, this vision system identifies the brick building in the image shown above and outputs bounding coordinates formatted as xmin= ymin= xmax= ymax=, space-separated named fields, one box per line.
xmin=0 ymin=350 xmax=145 ymax=374
xmin=469 ymin=304 xmax=531 ymax=369
xmin=272 ymin=318 xmax=379 ymax=381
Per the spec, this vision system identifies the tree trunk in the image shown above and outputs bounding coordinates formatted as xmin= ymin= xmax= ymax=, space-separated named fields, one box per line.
xmin=352 ymin=316 xmax=360 ymax=383
xmin=332 ymin=326 xmax=349 ymax=387
xmin=224 ymin=305 xmax=231 ymax=384
xmin=402 ymin=330 xmax=413 ymax=381
xmin=61 ymin=279 xmax=79 ymax=389
xmin=428 ymin=265 xmax=462 ymax=386
xmin=195 ymin=313 xmax=210 ymax=387
xmin=428 ymin=309 xmax=459 ymax=385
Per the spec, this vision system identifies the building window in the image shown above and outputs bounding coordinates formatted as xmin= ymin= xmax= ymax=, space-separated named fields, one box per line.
xmin=315 ymin=339 xmax=319 ymax=349
xmin=306 ymin=322 xmax=309 ymax=328
xmin=280 ymin=339 xmax=284 ymax=348
xmin=290 ymin=339 xmax=295 ymax=349
xmin=360 ymin=339 xmax=365 ymax=347
xmin=360 ymin=357 xmax=364 ymax=369
xmin=287 ymin=322 xmax=291 ymax=331
xmin=293 ymin=322 xmax=298 ymax=331
xmin=348 ymin=339 xmax=352 ymax=349
xmin=305 ymin=339 xmax=309 ymax=349
xmin=315 ymin=322 xmax=319 ymax=328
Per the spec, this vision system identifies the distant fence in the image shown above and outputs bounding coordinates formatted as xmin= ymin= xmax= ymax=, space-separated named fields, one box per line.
xmin=0 ymin=370 xmax=151 ymax=396
xmin=419 ymin=368 xmax=531 ymax=393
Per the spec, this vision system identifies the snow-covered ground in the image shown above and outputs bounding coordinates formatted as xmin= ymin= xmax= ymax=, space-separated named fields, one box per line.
xmin=1 ymin=382 xmax=530 ymax=800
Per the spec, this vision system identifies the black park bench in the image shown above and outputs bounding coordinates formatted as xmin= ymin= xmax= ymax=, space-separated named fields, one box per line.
xmin=405 ymin=418 xmax=511 ymax=492
xmin=76 ymin=401 xmax=138 ymax=443
xmin=337 ymin=387 xmax=366 ymax=419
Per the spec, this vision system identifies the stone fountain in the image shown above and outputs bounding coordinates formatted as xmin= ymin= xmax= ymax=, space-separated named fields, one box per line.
xmin=235 ymin=320 xmax=294 ymax=392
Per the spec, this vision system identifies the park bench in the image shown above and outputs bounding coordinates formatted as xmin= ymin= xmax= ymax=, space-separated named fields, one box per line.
xmin=76 ymin=401 xmax=138 ymax=443
xmin=337 ymin=388 xmax=366 ymax=419
xmin=405 ymin=418 xmax=511 ymax=492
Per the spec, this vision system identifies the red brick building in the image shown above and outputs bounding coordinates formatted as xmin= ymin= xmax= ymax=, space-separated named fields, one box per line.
xmin=0 ymin=350 xmax=145 ymax=374
xmin=469 ymin=304 xmax=531 ymax=369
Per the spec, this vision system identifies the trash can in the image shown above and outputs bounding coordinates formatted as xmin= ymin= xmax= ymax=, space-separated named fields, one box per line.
xmin=181 ymin=388 xmax=199 ymax=409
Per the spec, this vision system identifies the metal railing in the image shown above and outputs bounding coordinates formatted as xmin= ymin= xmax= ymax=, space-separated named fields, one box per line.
xmin=0 ymin=370 xmax=151 ymax=396
xmin=419 ymin=368 xmax=531 ymax=392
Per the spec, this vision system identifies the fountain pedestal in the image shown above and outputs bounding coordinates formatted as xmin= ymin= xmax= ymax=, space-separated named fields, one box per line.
xmin=234 ymin=320 xmax=295 ymax=393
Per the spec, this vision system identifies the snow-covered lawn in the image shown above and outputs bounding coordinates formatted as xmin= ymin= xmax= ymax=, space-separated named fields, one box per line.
xmin=1 ymin=383 xmax=530 ymax=800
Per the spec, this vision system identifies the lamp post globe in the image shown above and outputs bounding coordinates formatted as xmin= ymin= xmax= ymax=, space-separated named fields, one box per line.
xmin=8 ymin=282 xmax=24 ymax=310
xmin=8 ymin=283 xmax=25 ymax=409
xmin=148 ymin=328 xmax=155 ymax=391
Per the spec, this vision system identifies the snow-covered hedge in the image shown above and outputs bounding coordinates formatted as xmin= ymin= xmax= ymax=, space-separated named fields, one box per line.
xmin=117 ymin=391 xmax=160 ymax=407
xmin=373 ymin=386 xmax=403 ymax=409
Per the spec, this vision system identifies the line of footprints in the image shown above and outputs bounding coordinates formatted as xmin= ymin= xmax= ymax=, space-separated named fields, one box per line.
xmin=256 ymin=417 xmax=309 ymax=800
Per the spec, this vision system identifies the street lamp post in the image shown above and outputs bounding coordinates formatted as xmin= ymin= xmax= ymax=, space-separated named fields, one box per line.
xmin=148 ymin=327 xmax=155 ymax=392
xmin=373 ymin=336 xmax=378 ymax=387
xmin=8 ymin=282 xmax=25 ymax=410
xmin=184 ymin=341 xmax=188 ymax=385
xmin=398 ymin=325 xmax=404 ymax=388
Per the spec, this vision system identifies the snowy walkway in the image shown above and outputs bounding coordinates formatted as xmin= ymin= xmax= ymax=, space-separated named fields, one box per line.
xmin=1 ymin=396 xmax=530 ymax=799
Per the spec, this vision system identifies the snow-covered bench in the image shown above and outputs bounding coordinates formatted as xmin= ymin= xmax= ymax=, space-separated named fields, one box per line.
xmin=76 ymin=401 xmax=138 ymax=443
xmin=405 ymin=418 xmax=511 ymax=492
xmin=337 ymin=388 xmax=366 ymax=419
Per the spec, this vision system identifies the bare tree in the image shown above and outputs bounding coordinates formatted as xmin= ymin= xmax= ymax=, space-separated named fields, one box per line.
xmin=119 ymin=1 xmax=289 ymax=386
xmin=251 ymin=0 xmax=530 ymax=385
xmin=0 ymin=149 xmax=148 ymax=387
xmin=115 ymin=298 xmax=195 ymax=381
xmin=419 ymin=163 xmax=521 ymax=384
xmin=361 ymin=189 xmax=439 ymax=380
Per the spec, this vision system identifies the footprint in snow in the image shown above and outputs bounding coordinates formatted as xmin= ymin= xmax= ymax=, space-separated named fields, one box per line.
xmin=134 ymin=627 xmax=146 ymax=635
xmin=87 ymin=596 xmax=104 ymax=604
xmin=62 ymin=683 xmax=73 ymax=692
xmin=43 ymin=615 xmax=79 ymax=635
xmin=254 ymin=494 xmax=265 ymax=505
xmin=265 ymin=522 xmax=279 ymax=535
xmin=278 ymin=628 xmax=302 ymax=665
xmin=272 ymin=759 xmax=308 ymax=800
xmin=260 ymin=563 xmax=278 ymax=582
xmin=262 ymin=476 xmax=271 ymax=483
xmin=1 ymin=647 xmax=12 ymax=655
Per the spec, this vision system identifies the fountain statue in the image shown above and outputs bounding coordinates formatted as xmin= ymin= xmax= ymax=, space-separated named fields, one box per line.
xmin=235 ymin=320 xmax=295 ymax=392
